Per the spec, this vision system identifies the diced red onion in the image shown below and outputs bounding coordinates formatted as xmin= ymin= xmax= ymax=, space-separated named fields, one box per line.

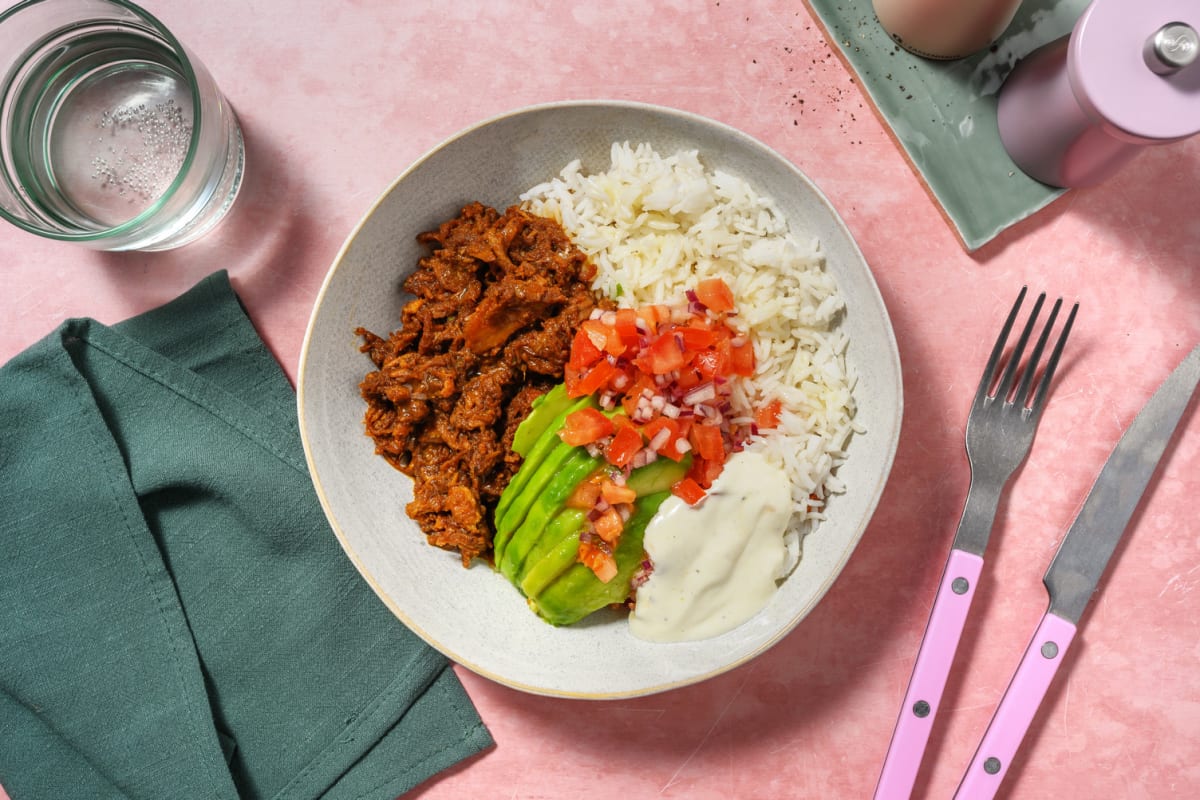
xmin=649 ymin=427 xmax=671 ymax=451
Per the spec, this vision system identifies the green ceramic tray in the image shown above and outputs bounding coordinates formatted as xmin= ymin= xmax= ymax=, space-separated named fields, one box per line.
xmin=804 ymin=0 xmax=1088 ymax=250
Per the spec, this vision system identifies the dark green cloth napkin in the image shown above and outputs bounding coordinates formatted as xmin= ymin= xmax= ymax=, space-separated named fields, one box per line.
xmin=0 ymin=271 xmax=492 ymax=800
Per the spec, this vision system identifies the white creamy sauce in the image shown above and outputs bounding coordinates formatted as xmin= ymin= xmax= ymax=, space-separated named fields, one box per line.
xmin=629 ymin=450 xmax=793 ymax=643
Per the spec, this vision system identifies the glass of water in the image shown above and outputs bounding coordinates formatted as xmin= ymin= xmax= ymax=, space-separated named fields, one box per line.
xmin=0 ymin=0 xmax=244 ymax=251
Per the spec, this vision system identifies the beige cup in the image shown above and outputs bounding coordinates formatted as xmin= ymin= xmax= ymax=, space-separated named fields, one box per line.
xmin=872 ymin=0 xmax=1025 ymax=60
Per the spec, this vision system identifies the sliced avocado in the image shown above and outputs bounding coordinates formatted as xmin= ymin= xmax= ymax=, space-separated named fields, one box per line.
xmin=494 ymin=393 xmax=595 ymax=524
xmin=626 ymin=453 xmax=692 ymax=496
xmin=517 ymin=457 xmax=688 ymax=597
xmin=499 ymin=450 xmax=603 ymax=582
xmin=516 ymin=507 xmax=586 ymax=587
xmin=494 ymin=437 xmax=577 ymax=563
xmin=530 ymin=490 xmax=671 ymax=626
xmin=512 ymin=383 xmax=573 ymax=457
xmin=519 ymin=525 xmax=585 ymax=598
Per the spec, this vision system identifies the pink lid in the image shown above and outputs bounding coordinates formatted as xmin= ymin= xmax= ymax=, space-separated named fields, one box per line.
xmin=1069 ymin=0 xmax=1200 ymax=142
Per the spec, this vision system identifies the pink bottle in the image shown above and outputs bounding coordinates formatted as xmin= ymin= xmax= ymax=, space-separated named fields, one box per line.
xmin=998 ymin=0 xmax=1200 ymax=188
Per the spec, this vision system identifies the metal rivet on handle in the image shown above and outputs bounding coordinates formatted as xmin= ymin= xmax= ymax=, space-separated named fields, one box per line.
xmin=952 ymin=577 xmax=969 ymax=595
xmin=913 ymin=700 xmax=931 ymax=718
xmin=1041 ymin=641 xmax=1059 ymax=659
xmin=984 ymin=757 xmax=1002 ymax=775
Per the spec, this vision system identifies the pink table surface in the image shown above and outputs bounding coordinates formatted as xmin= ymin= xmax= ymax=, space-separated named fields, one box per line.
xmin=3 ymin=2 xmax=1199 ymax=798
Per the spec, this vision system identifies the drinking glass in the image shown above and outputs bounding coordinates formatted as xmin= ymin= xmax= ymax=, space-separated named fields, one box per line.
xmin=0 ymin=0 xmax=244 ymax=250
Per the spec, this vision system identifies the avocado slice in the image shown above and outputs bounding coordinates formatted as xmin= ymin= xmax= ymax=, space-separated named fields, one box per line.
xmin=530 ymin=490 xmax=671 ymax=626
xmin=519 ymin=524 xmax=584 ymax=598
xmin=516 ymin=505 xmax=586 ymax=582
xmin=499 ymin=449 xmax=603 ymax=582
xmin=511 ymin=383 xmax=573 ymax=457
xmin=626 ymin=453 xmax=692 ymax=496
xmin=494 ymin=393 xmax=595 ymax=525
xmin=494 ymin=435 xmax=580 ymax=560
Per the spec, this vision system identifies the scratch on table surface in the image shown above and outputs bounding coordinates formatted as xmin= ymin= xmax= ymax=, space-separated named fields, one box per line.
xmin=660 ymin=667 xmax=754 ymax=793
xmin=1158 ymin=570 xmax=1199 ymax=600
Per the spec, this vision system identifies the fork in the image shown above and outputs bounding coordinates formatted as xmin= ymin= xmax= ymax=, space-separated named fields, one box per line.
xmin=873 ymin=287 xmax=1077 ymax=800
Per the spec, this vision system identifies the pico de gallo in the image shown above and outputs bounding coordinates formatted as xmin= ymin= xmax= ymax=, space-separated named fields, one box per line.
xmin=554 ymin=277 xmax=782 ymax=583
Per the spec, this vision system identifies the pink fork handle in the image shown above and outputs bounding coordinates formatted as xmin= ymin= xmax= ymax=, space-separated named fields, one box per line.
xmin=874 ymin=548 xmax=984 ymax=800
xmin=955 ymin=612 xmax=1077 ymax=799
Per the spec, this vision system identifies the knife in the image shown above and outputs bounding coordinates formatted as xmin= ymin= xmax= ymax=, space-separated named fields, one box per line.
xmin=955 ymin=341 xmax=1200 ymax=799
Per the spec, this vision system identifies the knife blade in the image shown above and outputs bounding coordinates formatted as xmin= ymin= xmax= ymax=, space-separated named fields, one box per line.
xmin=956 ymin=341 xmax=1200 ymax=800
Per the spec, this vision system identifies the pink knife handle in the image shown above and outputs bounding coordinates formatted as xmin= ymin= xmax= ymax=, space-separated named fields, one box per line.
xmin=874 ymin=548 xmax=984 ymax=800
xmin=955 ymin=612 xmax=1077 ymax=799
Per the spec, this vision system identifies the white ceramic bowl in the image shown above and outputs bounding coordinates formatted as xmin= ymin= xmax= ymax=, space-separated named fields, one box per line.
xmin=298 ymin=100 xmax=902 ymax=698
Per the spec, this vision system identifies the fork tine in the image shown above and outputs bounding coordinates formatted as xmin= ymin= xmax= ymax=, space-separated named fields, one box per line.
xmin=1013 ymin=297 xmax=1063 ymax=409
xmin=1029 ymin=300 xmax=1079 ymax=412
xmin=976 ymin=287 xmax=1028 ymax=404
xmin=993 ymin=291 xmax=1046 ymax=403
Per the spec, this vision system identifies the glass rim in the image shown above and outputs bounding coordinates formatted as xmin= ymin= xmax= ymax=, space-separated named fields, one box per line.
xmin=0 ymin=0 xmax=205 ymax=242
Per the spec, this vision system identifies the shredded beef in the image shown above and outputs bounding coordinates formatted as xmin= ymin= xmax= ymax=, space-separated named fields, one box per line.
xmin=355 ymin=202 xmax=612 ymax=565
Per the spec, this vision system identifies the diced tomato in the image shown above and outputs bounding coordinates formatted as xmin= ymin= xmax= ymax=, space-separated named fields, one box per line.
xmin=677 ymin=325 xmax=717 ymax=350
xmin=643 ymin=416 xmax=691 ymax=461
xmin=569 ymin=327 xmax=603 ymax=370
xmin=582 ymin=319 xmax=625 ymax=357
xmin=695 ymin=277 xmax=736 ymax=313
xmin=671 ymin=477 xmax=707 ymax=505
xmin=730 ymin=338 xmax=755 ymax=377
xmin=600 ymin=479 xmax=637 ymax=505
xmin=613 ymin=308 xmax=640 ymax=346
xmin=559 ymin=407 xmax=614 ymax=446
xmin=634 ymin=332 xmax=686 ymax=375
xmin=566 ymin=478 xmax=602 ymax=510
xmin=690 ymin=348 xmax=724 ymax=381
xmin=688 ymin=454 xmax=725 ymax=489
xmin=620 ymin=373 xmax=657 ymax=416
xmin=567 ymin=359 xmax=617 ymax=398
xmin=636 ymin=304 xmax=670 ymax=334
xmin=593 ymin=507 xmax=624 ymax=544
xmin=754 ymin=398 xmax=782 ymax=430
xmin=673 ymin=366 xmax=704 ymax=391
xmin=578 ymin=540 xmax=618 ymax=583
xmin=688 ymin=423 xmax=725 ymax=462
xmin=604 ymin=423 xmax=643 ymax=468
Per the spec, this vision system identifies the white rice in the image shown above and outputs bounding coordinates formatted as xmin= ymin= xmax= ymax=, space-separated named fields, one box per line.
xmin=521 ymin=142 xmax=859 ymax=554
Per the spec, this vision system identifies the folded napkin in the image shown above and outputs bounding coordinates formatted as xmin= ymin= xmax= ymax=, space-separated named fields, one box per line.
xmin=0 ymin=272 xmax=492 ymax=800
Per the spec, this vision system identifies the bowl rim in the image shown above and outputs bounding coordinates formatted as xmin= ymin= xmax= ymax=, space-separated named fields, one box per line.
xmin=296 ymin=99 xmax=904 ymax=698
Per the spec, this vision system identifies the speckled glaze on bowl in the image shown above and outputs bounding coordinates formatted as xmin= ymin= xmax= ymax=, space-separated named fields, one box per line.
xmin=297 ymin=100 xmax=902 ymax=699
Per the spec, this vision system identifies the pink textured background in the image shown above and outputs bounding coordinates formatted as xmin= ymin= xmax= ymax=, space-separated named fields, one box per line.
xmin=3 ymin=1 xmax=1199 ymax=798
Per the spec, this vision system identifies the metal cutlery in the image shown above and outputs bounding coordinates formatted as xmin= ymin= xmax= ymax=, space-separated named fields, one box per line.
xmin=956 ymin=340 xmax=1200 ymax=799
xmin=874 ymin=288 xmax=1077 ymax=800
